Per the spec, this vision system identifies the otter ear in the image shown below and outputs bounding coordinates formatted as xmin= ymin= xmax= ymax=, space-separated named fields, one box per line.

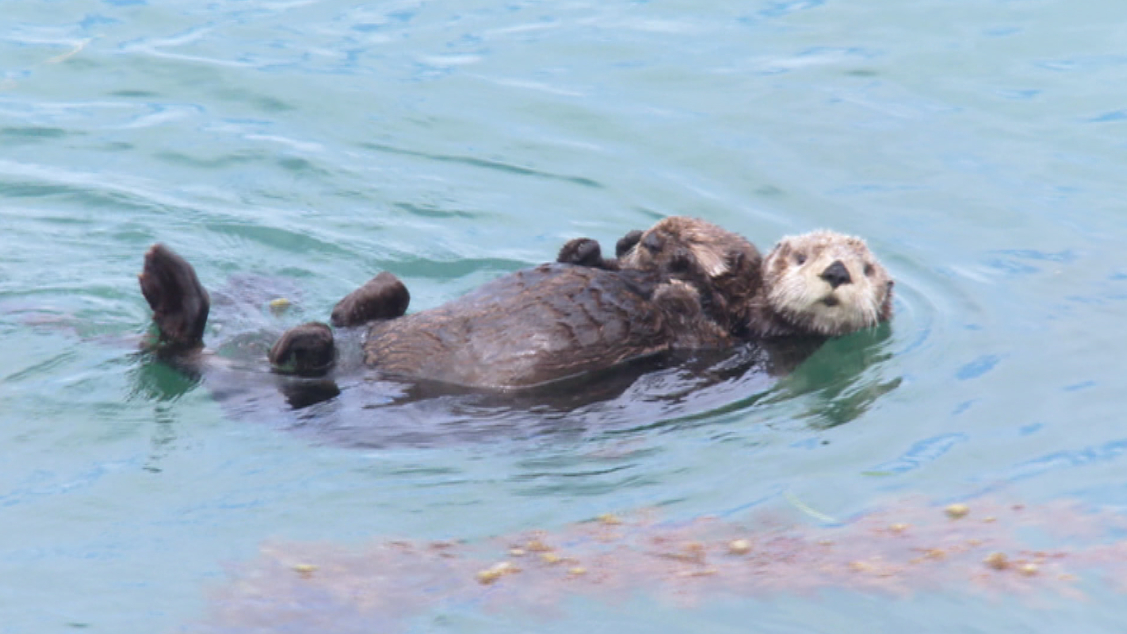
xmin=879 ymin=280 xmax=894 ymax=322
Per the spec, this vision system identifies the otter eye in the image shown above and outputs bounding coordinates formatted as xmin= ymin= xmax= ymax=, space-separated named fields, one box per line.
xmin=669 ymin=250 xmax=691 ymax=273
xmin=864 ymin=263 xmax=874 ymax=277
xmin=794 ymin=253 xmax=806 ymax=265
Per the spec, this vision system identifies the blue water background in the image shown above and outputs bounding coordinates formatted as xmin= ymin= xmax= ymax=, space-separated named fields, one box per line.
xmin=3 ymin=0 xmax=1127 ymax=631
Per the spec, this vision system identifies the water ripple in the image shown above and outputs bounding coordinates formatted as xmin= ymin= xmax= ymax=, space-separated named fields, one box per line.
xmin=865 ymin=433 xmax=970 ymax=476
xmin=4 ymin=0 xmax=1127 ymax=631
xmin=360 ymin=141 xmax=603 ymax=188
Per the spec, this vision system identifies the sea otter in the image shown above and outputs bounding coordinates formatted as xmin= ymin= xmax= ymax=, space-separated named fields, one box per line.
xmin=138 ymin=218 xmax=892 ymax=390
xmin=558 ymin=217 xmax=893 ymax=338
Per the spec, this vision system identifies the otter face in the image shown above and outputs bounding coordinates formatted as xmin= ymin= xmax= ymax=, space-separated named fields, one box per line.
xmin=762 ymin=230 xmax=893 ymax=337
xmin=618 ymin=216 xmax=760 ymax=284
xmin=618 ymin=217 xmax=762 ymax=331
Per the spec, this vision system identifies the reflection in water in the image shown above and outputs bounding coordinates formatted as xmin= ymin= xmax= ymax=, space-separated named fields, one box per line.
xmin=127 ymin=351 xmax=203 ymax=403
xmin=763 ymin=325 xmax=901 ymax=430
xmin=194 ymin=497 xmax=1123 ymax=634
xmin=277 ymin=378 xmax=342 ymax=410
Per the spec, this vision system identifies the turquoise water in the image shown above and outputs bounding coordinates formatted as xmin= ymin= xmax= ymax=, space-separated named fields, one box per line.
xmin=3 ymin=0 xmax=1127 ymax=631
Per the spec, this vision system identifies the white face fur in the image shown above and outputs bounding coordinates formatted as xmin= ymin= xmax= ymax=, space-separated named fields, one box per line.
xmin=762 ymin=230 xmax=893 ymax=336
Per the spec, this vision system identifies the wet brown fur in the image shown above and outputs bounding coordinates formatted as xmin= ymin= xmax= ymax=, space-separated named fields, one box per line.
xmin=359 ymin=264 xmax=731 ymax=388
xmin=616 ymin=217 xmax=763 ymax=338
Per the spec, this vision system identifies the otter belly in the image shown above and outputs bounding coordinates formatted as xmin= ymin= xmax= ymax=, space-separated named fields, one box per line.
xmin=362 ymin=264 xmax=672 ymax=388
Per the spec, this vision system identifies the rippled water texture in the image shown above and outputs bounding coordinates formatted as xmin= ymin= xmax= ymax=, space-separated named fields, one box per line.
xmin=3 ymin=0 xmax=1127 ymax=632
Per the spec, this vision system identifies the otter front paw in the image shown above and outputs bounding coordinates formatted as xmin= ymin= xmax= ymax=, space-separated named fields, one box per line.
xmin=557 ymin=237 xmax=621 ymax=270
xmin=330 ymin=271 xmax=410 ymax=327
xmin=615 ymin=230 xmax=644 ymax=258
xmin=557 ymin=237 xmax=604 ymax=267
xmin=269 ymin=322 xmax=335 ymax=376
xmin=138 ymin=244 xmax=210 ymax=350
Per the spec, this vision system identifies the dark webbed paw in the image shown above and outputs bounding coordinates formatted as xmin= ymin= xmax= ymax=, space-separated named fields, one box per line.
xmin=557 ymin=237 xmax=609 ymax=268
xmin=139 ymin=244 xmax=210 ymax=350
xmin=559 ymin=229 xmax=644 ymax=270
xmin=269 ymin=322 xmax=336 ymax=376
xmin=330 ymin=271 xmax=410 ymax=327
xmin=615 ymin=230 xmax=643 ymax=258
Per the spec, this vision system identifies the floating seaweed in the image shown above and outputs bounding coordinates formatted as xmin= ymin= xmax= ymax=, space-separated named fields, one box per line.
xmin=194 ymin=497 xmax=1127 ymax=633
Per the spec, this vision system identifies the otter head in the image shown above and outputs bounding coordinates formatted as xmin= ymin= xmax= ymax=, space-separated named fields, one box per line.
xmin=619 ymin=217 xmax=762 ymax=333
xmin=761 ymin=230 xmax=893 ymax=337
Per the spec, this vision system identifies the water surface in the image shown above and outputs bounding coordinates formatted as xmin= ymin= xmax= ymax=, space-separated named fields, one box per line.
xmin=3 ymin=0 xmax=1127 ymax=632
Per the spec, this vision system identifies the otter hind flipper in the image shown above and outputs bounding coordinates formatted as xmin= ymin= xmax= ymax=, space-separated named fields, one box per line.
xmin=139 ymin=244 xmax=211 ymax=350
xmin=269 ymin=322 xmax=336 ymax=376
xmin=330 ymin=271 xmax=410 ymax=327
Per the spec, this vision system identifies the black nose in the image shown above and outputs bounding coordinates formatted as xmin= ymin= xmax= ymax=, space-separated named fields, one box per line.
xmin=820 ymin=260 xmax=852 ymax=288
